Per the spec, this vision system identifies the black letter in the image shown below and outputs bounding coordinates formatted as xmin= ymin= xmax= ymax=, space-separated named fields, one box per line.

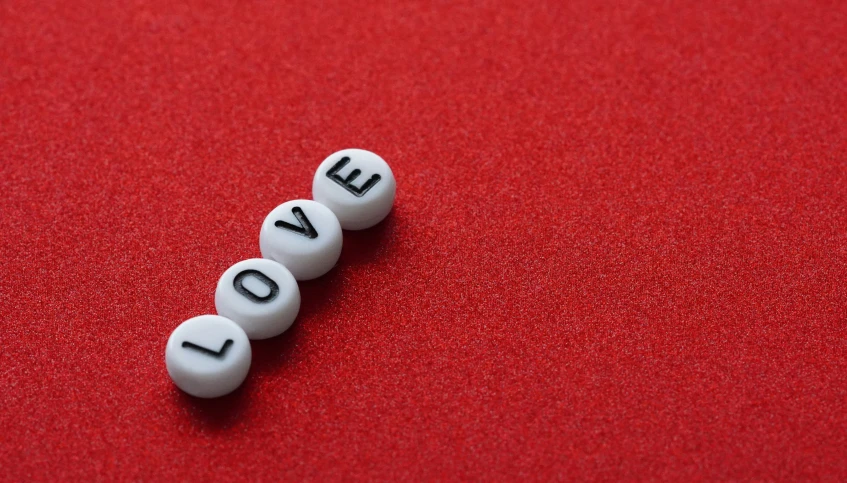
xmin=326 ymin=156 xmax=381 ymax=197
xmin=182 ymin=340 xmax=234 ymax=359
xmin=275 ymin=207 xmax=318 ymax=239
xmin=233 ymin=269 xmax=279 ymax=303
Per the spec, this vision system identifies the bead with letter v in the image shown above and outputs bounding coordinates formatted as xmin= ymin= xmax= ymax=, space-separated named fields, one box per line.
xmin=259 ymin=200 xmax=343 ymax=280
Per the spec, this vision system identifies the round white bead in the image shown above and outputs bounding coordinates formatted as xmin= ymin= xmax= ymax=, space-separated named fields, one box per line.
xmin=214 ymin=258 xmax=300 ymax=340
xmin=259 ymin=199 xmax=343 ymax=280
xmin=165 ymin=315 xmax=251 ymax=398
xmin=312 ymin=149 xmax=396 ymax=230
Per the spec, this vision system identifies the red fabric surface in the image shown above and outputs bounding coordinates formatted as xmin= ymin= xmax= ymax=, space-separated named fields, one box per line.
xmin=2 ymin=0 xmax=846 ymax=480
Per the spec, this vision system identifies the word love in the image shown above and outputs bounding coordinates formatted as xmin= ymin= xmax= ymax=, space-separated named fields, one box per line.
xmin=166 ymin=149 xmax=396 ymax=398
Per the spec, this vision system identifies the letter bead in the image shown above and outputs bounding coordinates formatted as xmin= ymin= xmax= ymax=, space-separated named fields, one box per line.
xmin=259 ymin=199 xmax=343 ymax=280
xmin=165 ymin=315 xmax=251 ymax=398
xmin=312 ymin=149 xmax=396 ymax=230
xmin=215 ymin=258 xmax=300 ymax=340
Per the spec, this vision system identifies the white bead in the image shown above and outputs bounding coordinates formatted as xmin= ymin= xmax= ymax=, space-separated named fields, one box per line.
xmin=312 ymin=149 xmax=396 ymax=230
xmin=165 ymin=315 xmax=251 ymax=398
xmin=214 ymin=258 xmax=300 ymax=340
xmin=259 ymin=199 xmax=343 ymax=280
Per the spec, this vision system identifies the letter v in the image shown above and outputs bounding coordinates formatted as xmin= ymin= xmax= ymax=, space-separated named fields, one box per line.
xmin=274 ymin=207 xmax=318 ymax=239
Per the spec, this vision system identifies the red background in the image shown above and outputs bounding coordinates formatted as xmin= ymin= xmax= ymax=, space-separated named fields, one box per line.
xmin=2 ymin=0 xmax=846 ymax=480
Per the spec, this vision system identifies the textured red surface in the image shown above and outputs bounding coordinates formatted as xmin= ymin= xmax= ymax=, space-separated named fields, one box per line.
xmin=2 ymin=0 xmax=847 ymax=480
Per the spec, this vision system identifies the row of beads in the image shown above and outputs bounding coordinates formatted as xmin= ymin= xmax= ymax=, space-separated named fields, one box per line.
xmin=165 ymin=149 xmax=396 ymax=398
